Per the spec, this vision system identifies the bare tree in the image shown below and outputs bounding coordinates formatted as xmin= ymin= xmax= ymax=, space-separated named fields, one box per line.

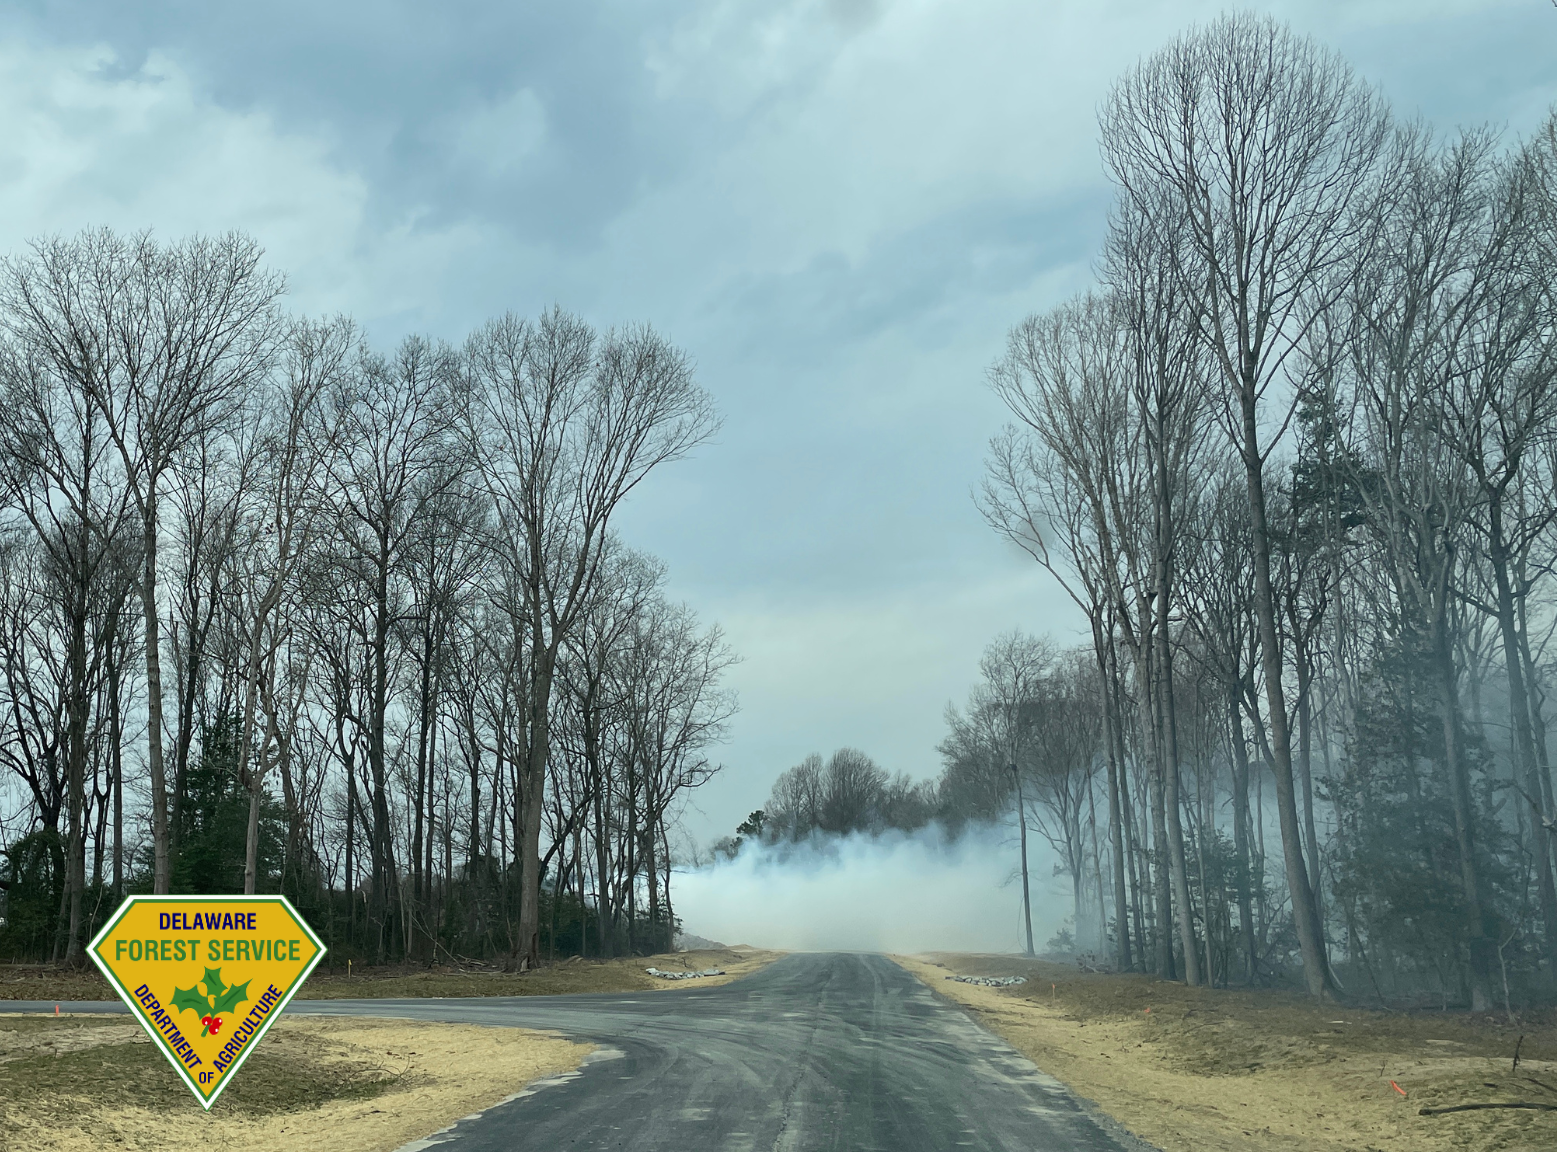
xmin=1435 ymin=130 xmax=1557 ymax=970
xmin=463 ymin=308 xmax=717 ymax=969
xmin=1101 ymin=15 xmax=1390 ymax=996
xmin=1312 ymin=125 xmax=1552 ymax=1008
xmin=973 ymin=632 xmax=1055 ymax=956
xmin=0 ymin=231 xmax=285 ymax=894
xmin=1106 ymin=190 xmax=1215 ymax=985
xmin=229 ymin=318 xmax=356 ymax=893
xmin=984 ymin=295 xmax=1174 ymax=974
xmin=317 ymin=334 xmax=460 ymax=956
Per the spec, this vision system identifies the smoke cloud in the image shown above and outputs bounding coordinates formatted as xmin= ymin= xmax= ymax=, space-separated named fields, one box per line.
xmin=674 ymin=824 xmax=1071 ymax=953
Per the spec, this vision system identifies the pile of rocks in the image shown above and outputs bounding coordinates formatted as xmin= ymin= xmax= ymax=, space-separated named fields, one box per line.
xmin=944 ymin=974 xmax=1027 ymax=987
xmin=645 ymin=967 xmax=725 ymax=980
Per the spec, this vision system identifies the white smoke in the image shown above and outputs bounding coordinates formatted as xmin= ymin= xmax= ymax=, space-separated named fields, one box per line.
xmin=673 ymin=823 xmax=1073 ymax=953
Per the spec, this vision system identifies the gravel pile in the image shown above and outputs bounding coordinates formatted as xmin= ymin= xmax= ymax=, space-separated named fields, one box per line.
xmin=645 ymin=967 xmax=725 ymax=980
xmin=944 ymin=974 xmax=1027 ymax=987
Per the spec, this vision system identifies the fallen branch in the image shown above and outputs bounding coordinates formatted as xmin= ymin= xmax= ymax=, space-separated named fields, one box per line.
xmin=1418 ymin=1102 xmax=1557 ymax=1116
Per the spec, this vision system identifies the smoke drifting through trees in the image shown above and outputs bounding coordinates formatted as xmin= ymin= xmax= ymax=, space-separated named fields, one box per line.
xmin=0 ymin=230 xmax=734 ymax=969
xmin=682 ymin=825 xmax=1066 ymax=955
xmin=707 ymin=15 xmax=1557 ymax=1005
xmin=979 ymin=14 xmax=1557 ymax=1004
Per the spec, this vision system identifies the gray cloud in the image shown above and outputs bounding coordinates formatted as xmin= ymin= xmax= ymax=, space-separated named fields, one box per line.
xmin=0 ymin=0 xmax=1551 ymax=842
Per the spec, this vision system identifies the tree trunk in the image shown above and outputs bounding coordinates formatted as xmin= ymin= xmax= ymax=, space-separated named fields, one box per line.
xmin=239 ymin=628 xmax=265 ymax=896
xmin=1155 ymin=583 xmax=1202 ymax=986
xmin=1109 ymin=637 xmax=1147 ymax=966
xmin=1087 ymin=773 xmax=1109 ymax=958
xmin=590 ymin=726 xmax=612 ymax=957
xmin=626 ymin=756 xmax=638 ymax=957
xmin=1014 ymin=764 xmax=1035 ymax=956
xmin=467 ymin=715 xmax=483 ymax=872
xmin=345 ymin=741 xmax=356 ymax=947
xmin=412 ymin=621 xmax=434 ymax=929
xmin=1239 ymin=392 xmax=1330 ymax=997
xmin=111 ymin=641 xmax=123 ymax=904
xmin=244 ymin=769 xmax=264 ymax=895
xmin=1294 ymin=642 xmax=1325 ymax=933
xmin=645 ymin=817 xmax=660 ymax=948
xmin=418 ymin=672 xmax=439 ymax=963
xmin=1517 ymin=613 xmax=1557 ymax=899
xmin=170 ymin=618 xmax=205 ymax=871
xmin=1432 ymin=603 xmax=1494 ymax=1011
xmin=61 ymin=518 xmax=90 ymax=965
xmin=1227 ymin=694 xmax=1259 ymax=984
xmin=1145 ymin=711 xmax=1174 ymax=978
xmin=369 ymin=551 xmax=396 ymax=960
xmin=661 ymin=822 xmax=675 ymax=950
xmin=1132 ymin=617 xmax=1176 ymax=979
xmin=515 ymin=648 xmax=554 ymax=970
xmin=1094 ymin=626 xmax=1133 ymax=972
xmin=141 ymin=492 xmax=172 ymax=894
xmin=1487 ymin=504 xmax=1557 ymax=966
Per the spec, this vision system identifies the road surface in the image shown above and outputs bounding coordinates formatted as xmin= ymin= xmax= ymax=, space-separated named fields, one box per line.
xmin=7 ymin=952 xmax=1150 ymax=1151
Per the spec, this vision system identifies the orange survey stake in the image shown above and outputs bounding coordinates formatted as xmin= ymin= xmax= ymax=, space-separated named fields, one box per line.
xmin=87 ymin=895 xmax=326 ymax=1109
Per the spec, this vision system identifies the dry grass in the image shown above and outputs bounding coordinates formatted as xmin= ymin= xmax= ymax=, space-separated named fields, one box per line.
xmin=897 ymin=953 xmax=1557 ymax=1152
xmin=295 ymin=946 xmax=779 ymax=999
xmin=0 ymin=965 xmax=113 ymax=1003
xmin=0 ymin=1013 xmax=588 ymax=1152
xmin=0 ymin=946 xmax=779 ymax=1003
xmin=0 ymin=946 xmax=777 ymax=1150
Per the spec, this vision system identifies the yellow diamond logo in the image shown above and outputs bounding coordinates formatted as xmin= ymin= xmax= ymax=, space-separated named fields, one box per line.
xmin=87 ymin=895 xmax=326 ymax=1109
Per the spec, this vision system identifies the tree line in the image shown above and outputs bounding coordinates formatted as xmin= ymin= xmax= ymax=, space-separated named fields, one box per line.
xmin=969 ymin=14 xmax=1557 ymax=1007
xmin=707 ymin=747 xmax=937 ymax=861
xmin=0 ymin=229 xmax=735 ymax=969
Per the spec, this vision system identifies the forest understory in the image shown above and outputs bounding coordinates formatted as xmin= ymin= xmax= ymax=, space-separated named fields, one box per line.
xmin=900 ymin=953 xmax=1557 ymax=1152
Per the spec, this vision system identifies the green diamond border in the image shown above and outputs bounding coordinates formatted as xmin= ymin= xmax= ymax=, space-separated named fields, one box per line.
xmin=87 ymin=894 xmax=327 ymax=1110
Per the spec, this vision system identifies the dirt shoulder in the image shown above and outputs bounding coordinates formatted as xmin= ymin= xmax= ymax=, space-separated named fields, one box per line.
xmin=0 ymin=1013 xmax=589 ymax=1152
xmin=0 ymin=946 xmax=780 ymax=1002
xmin=296 ymin=947 xmax=780 ymax=999
xmin=895 ymin=952 xmax=1557 ymax=1152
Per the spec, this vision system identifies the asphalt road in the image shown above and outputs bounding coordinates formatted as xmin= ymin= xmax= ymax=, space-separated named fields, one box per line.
xmin=7 ymin=952 xmax=1149 ymax=1152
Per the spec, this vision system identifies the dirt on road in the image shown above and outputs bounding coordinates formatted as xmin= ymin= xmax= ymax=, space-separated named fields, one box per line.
xmin=0 ymin=1013 xmax=589 ymax=1152
xmin=897 ymin=953 xmax=1557 ymax=1152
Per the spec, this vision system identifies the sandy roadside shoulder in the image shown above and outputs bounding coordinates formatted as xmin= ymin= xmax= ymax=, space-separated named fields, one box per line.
xmin=893 ymin=954 xmax=1557 ymax=1152
xmin=285 ymin=946 xmax=785 ymax=1000
xmin=1 ymin=1015 xmax=591 ymax=1152
xmin=638 ymin=944 xmax=782 ymax=989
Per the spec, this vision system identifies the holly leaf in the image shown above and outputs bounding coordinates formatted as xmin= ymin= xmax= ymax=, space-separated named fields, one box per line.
xmin=202 ymin=967 xmax=228 ymax=1001
xmin=212 ymin=978 xmax=250 ymax=1017
xmin=171 ymin=985 xmax=209 ymax=1017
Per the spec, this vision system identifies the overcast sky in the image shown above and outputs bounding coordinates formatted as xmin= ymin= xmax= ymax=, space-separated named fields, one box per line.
xmin=3 ymin=1 xmax=1551 ymax=844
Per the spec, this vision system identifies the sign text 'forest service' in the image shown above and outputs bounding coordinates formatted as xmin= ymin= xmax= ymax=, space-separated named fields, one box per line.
xmin=87 ymin=894 xmax=326 ymax=1108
